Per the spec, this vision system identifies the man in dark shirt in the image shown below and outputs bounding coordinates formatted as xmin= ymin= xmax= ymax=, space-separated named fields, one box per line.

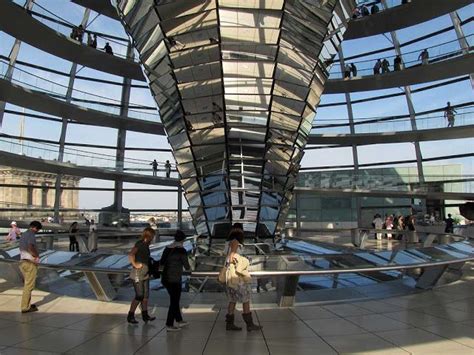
xmin=19 ymin=221 xmax=42 ymax=313
xmin=445 ymin=214 xmax=455 ymax=233
xmin=150 ymin=159 xmax=158 ymax=176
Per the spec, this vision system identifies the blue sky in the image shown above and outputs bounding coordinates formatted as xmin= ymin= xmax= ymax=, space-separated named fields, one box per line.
xmin=0 ymin=1 xmax=473 ymax=210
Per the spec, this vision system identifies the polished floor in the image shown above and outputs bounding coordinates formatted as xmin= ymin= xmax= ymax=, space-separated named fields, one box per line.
xmin=0 ymin=268 xmax=473 ymax=355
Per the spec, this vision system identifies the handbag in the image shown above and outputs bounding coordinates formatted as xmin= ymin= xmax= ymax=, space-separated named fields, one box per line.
xmin=218 ymin=265 xmax=227 ymax=284
xmin=148 ymin=257 xmax=161 ymax=279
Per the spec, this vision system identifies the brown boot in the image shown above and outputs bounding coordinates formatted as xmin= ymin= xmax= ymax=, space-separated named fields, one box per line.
xmin=242 ymin=312 xmax=262 ymax=331
xmin=225 ymin=314 xmax=242 ymax=331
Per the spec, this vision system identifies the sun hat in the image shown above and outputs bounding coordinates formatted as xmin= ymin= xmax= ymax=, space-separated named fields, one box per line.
xmin=10 ymin=221 xmax=17 ymax=226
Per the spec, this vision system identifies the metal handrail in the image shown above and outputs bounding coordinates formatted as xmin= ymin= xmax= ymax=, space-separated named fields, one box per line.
xmin=0 ymin=254 xmax=471 ymax=277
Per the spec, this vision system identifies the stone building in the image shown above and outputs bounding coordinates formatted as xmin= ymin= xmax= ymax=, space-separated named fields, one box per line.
xmin=0 ymin=167 xmax=81 ymax=221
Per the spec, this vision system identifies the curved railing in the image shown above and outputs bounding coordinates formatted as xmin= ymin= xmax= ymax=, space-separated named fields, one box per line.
xmin=28 ymin=5 xmax=131 ymax=60
xmin=0 ymin=59 xmax=158 ymax=122
xmin=330 ymin=35 xmax=473 ymax=77
xmin=0 ymin=232 xmax=471 ymax=277
xmin=312 ymin=107 xmax=474 ymax=134
xmin=0 ymin=137 xmax=176 ymax=177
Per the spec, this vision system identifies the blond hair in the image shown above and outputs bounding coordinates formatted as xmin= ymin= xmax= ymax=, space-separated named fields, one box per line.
xmin=141 ymin=227 xmax=155 ymax=242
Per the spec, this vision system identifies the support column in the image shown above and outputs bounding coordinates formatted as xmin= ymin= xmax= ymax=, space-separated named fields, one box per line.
xmin=450 ymin=11 xmax=474 ymax=89
xmin=0 ymin=0 xmax=34 ymax=128
xmin=382 ymin=0 xmax=425 ymax=189
xmin=114 ymin=43 xmax=134 ymax=212
xmin=53 ymin=9 xmax=90 ymax=223
xmin=177 ymin=185 xmax=183 ymax=229
xmin=337 ymin=47 xmax=362 ymax=227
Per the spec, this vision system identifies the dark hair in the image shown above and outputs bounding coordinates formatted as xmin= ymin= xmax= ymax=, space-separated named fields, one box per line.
xmin=175 ymin=230 xmax=186 ymax=242
xmin=228 ymin=228 xmax=244 ymax=244
xmin=232 ymin=222 xmax=243 ymax=231
xmin=30 ymin=221 xmax=42 ymax=230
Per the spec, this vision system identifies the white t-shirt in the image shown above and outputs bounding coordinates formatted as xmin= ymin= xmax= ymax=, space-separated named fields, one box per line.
xmin=89 ymin=224 xmax=97 ymax=233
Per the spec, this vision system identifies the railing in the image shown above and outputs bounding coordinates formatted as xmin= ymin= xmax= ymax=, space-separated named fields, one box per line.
xmin=0 ymin=233 xmax=472 ymax=278
xmin=295 ymin=172 xmax=474 ymax=194
xmin=353 ymin=0 xmax=411 ymax=19
xmin=0 ymin=59 xmax=159 ymax=122
xmin=0 ymin=137 xmax=177 ymax=178
xmin=330 ymin=35 xmax=473 ymax=77
xmin=27 ymin=5 xmax=132 ymax=60
xmin=312 ymin=108 xmax=474 ymax=134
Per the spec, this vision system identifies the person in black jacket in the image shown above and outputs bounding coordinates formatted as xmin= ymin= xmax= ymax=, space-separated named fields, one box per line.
xmin=161 ymin=230 xmax=191 ymax=331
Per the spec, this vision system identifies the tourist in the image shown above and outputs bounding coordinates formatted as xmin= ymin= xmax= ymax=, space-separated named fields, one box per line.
xmin=103 ymin=42 xmax=113 ymax=55
xmin=394 ymin=55 xmax=402 ymax=71
xmin=371 ymin=4 xmax=380 ymax=14
xmin=161 ymin=230 xmax=190 ymax=331
xmin=127 ymin=227 xmax=156 ymax=324
xmin=373 ymin=59 xmax=382 ymax=75
xmin=165 ymin=160 xmax=172 ymax=178
xmin=87 ymin=33 xmax=93 ymax=47
xmin=344 ymin=63 xmax=351 ymax=78
xmin=68 ymin=222 xmax=79 ymax=252
xmin=444 ymin=102 xmax=457 ymax=127
xmin=70 ymin=25 xmax=84 ymax=42
xmin=396 ymin=215 xmax=405 ymax=240
xmin=444 ymin=213 xmax=454 ymax=233
xmin=224 ymin=228 xmax=262 ymax=332
xmin=87 ymin=33 xmax=97 ymax=49
xmin=418 ymin=49 xmax=429 ymax=65
xmin=373 ymin=214 xmax=383 ymax=240
xmin=350 ymin=63 xmax=358 ymax=77
xmin=385 ymin=215 xmax=394 ymax=239
xmin=6 ymin=221 xmax=21 ymax=241
xmin=361 ymin=5 xmax=369 ymax=16
xmin=88 ymin=219 xmax=97 ymax=252
xmin=150 ymin=159 xmax=158 ymax=176
xmin=352 ymin=7 xmax=361 ymax=19
xmin=381 ymin=59 xmax=390 ymax=73
xmin=19 ymin=221 xmax=42 ymax=313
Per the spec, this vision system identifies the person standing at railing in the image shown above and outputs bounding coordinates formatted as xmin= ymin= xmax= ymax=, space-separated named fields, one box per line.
xmin=381 ymin=59 xmax=390 ymax=74
xmin=373 ymin=214 xmax=383 ymax=240
xmin=444 ymin=102 xmax=457 ymax=127
xmin=6 ymin=221 xmax=21 ymax=241
xmin=444 ymin=213 xmax=455 ymax=233
xmin=165 ymin=160 xmax=172 ymax=178
xmin=344 ymin=64 xmax=351 ymax=78
xmin=150 ymin=159 xmax=158 ymax=176
xmin=385 ymin=214 xmax=394 ymax=239
xmin=350 ymin=63 xmax=358 ymax=77
xmin=19 ymin=221 xmax=42 ymax=313
xmin=88 ymin=219 xmax=98 ymax=252
xmin=394 ymin=55 xmax=402 ymax=71
xmin=103 ymin=42 xmax=114 ymax=55
xmin=418 ymin=49 xmax=429 ymax=65
xmin=68 ymin=222 xmax=79 ymax=252
xmin=373 ymin=59 xmax=382 ymax=75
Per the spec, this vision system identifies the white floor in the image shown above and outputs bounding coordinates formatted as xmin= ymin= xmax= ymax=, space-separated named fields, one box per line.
xmin=0 ymin=270 xmax=473 ymax=355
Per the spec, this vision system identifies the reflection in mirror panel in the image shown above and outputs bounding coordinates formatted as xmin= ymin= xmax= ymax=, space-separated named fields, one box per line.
xmin=116 ymin=0 xmax=353 ymax=237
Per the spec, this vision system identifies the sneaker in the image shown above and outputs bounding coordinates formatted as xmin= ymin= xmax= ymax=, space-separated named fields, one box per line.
xmin=166 ymin=326 xmax=181 ymax=332
xmin=176 ymin=321 xmax=189 ymax=328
